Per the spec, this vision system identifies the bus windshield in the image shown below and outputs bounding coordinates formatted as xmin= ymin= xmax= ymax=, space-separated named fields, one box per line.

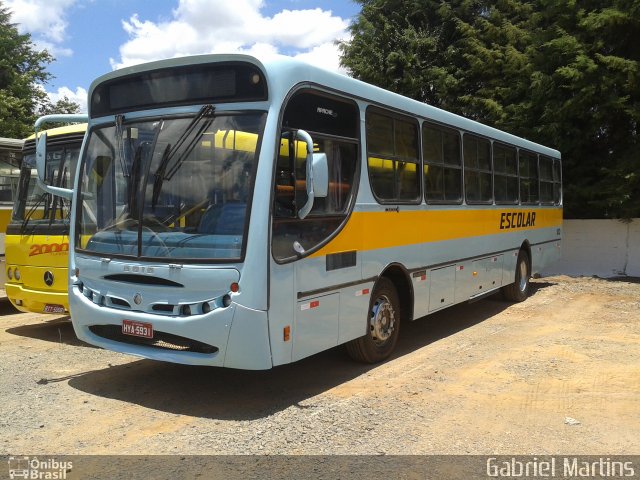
xmin=77 ymin=111 xmax=264 ymax=261
xmin=12 ymin=145 xmax=78 ymax=231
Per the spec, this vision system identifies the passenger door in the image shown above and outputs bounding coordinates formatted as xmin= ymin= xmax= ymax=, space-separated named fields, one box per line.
xmin=269 ymin=89 xmax=361 ymax=365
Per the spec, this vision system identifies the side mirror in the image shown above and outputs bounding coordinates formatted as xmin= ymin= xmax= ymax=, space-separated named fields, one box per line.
xmin=35 ymin=131 xmax=48 ymax=184
xmin=311 ymin=153 xmax=328 ymax=198
xmin=295 ymin=130 xmax=329 ymax=219
xmin=34 ymin=113 xmax=88 ymax=201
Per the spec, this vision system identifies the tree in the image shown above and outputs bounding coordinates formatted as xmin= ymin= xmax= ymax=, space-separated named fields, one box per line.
xmin=340 ymin=0 xmax=640 ymax=218
xmin=0 ymin=3 xmax=79 ymax=139
xmin=39 ymin=95 xmax=81 ymax=116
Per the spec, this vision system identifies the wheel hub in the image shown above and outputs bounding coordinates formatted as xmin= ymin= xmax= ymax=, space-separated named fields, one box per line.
xmin=518 ymin=260 xmax=528 ymax=292
xmin=369 ymin=295 xmax=396 ymax=344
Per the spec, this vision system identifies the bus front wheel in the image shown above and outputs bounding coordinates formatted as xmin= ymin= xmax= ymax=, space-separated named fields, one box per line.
xmin=346 ymin=277 xmax=401 ymax=363
xmin=502 ymin=250 xmax=530 ymax=302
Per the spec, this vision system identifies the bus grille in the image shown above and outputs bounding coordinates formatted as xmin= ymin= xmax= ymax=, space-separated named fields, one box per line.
xmin=88 ymin=325 xmax=218 ymax=354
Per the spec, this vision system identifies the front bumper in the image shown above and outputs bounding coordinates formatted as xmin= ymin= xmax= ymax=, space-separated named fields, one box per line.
xmin=69 ymin=284 xmax=272 ymax=369
xmin=5 ymin=283 xmax=69 ymax=314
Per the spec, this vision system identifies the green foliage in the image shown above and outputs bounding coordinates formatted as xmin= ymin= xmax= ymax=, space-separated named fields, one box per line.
xmin=39 ymin=95 xmax=81 ymax=116
xmin=341 ymin=0 xmax=640 ymax=218
xmin=0 ymin=3 xmax=79 ymax=139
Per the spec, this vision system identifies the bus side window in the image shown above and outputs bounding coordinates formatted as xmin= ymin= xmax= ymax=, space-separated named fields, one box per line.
xmin=519 ymin=150 xmax=539 ymax=204
xmin=539 ymin=155 xmax=558 ymax=205
xmin=366 ymin=108 xmax=420 ymax=204
xmin=423 ymin=123 xmax=462 ymax=204
xmin=463 ymin=134 xmax=492 ymax=204
xmin=494 ymin=143 xmax=518 ymax=204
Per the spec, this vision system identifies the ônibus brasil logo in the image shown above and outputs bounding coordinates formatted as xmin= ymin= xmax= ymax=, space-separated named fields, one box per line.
xmin=7 ymin=456 xmax=72 ymax=479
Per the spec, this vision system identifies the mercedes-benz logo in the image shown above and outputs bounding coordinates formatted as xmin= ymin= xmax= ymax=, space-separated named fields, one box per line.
xmin=44 ymin=271 xmax=54 ymax=287
xmin=133 ymin=293 xmax=143 ymax=305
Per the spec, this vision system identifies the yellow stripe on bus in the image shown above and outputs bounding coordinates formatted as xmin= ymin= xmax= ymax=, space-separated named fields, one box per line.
xmin=311 ymin=208 xmax=562 ymax=258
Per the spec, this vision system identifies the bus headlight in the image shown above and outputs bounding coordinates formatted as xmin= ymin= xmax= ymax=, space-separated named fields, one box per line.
xmin=7 ymin=267 xmax=13 ymax=280
xmin=14 ymin=268 xmax=21 ymax=281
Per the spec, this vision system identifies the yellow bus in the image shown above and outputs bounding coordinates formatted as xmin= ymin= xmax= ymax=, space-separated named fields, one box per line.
xmin=0 ymin=137 xmax=24 ymax=285
xmin=5 ymin=124 xmax=86 ymax=314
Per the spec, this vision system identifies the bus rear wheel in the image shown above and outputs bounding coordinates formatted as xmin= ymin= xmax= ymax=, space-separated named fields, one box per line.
xmin=502 ymin=250 xmax=530 ymax=302
xmin=346 ymin=278 xmax=401 ymax=363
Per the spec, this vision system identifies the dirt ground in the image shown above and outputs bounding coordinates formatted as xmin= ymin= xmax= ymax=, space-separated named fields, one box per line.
xmin=1 ymin=275 xmax=638 ymax=455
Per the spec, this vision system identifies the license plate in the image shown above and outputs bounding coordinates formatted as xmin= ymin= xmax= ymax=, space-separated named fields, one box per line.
xmin=122 ymin=320 xmax=153 ymax=339
xmin=43 ymin=304 xmax=65 ymax=314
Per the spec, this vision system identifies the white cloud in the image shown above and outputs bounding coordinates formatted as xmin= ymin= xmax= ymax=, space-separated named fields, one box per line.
xmin=5 ymin=0 xmax=77 ymax=44
xmin=5 ymin=1 xmax=84 ymax=114
xmin=110 ymin=0 xmax=350 ymax=73
xmin=31 ymin=39 xmax=74 ymax=58
xmin=294 ymin=41 xmax=346 ymax=73
xmin=48 ymin=86 xmax=88 ymax=113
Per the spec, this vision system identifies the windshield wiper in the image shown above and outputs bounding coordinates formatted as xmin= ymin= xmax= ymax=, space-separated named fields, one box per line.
xmin=21 ymin=192 xmax=48 ymax=233
xmin=127 ymin=144 xmax=145 ymax=221
xmin=49 ymin=164 xmax=68 ymax=227
xmin=164 ymin=104 xmax=215 ymax=180
xmin=151 ymin=105 xmax=215 ymax=208
xmin=151 ymin=143 xmax=171 ymax=208
xmin=115 ymin=114 xmax=130 ymax=177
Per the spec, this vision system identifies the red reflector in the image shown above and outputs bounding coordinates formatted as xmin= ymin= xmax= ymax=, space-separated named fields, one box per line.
xmin=310 ymin=300 xmax=320 ymax=309
xmin=230 ymin=282 xmax=239 ymax=293
xmin=421 ymin=275 xmax=426 ymax=281
xmin=362 ymin=288 xmax=370 ymax=295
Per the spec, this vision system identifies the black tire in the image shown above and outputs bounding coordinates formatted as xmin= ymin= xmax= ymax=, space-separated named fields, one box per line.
xmin=346 ymin=277 xmax=401 ymax=363
xmin=502 ymin=250 xmax=530 ymax=302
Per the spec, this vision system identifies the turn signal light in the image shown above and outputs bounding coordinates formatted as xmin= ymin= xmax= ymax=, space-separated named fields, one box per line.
xmin=230 ymin=282 xmax=239 ymax=293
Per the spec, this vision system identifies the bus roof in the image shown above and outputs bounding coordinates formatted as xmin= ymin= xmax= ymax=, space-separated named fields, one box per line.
xmin=88 ymin=53 xmax=560 ymax=158
xmin=26 ymin=122 xmax=88 ymax=141
xmin=0 ymin=137 xmax=24 ymax=150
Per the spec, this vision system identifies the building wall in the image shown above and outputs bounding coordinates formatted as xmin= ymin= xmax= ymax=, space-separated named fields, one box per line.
xmin=540 ymin=219 xmax=640 ymax=278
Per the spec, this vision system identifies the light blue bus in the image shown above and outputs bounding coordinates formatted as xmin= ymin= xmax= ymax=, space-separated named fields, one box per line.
xmin=35 ymin=54 xmax=562 ymax=369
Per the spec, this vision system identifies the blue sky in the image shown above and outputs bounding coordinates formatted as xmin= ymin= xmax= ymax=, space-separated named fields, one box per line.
xmin=5 ymin=0 xmax=360 ymax=111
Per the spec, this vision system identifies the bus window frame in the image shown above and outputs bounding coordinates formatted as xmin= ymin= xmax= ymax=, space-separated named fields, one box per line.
xmin=270 ymin=86 xmax=362 ymax=265
xmin=539 ymin=155 xmax=559 ymax=206
xmin=518 ymin=148 xmax=540 ymax=206
xmin=74 ymin=110 xmax=267 ymax=265
xmin=492 ymin=141 xmax=519 ymax=205
xmin=553 ymin=158 xmax=563 ymax=206
xmin=421 ymin=119 xmax=463 ymax=206
xmin=462 ymin=131 xmax=494 ymax=205
xmin=365 ymin=105 xmax=422 ymax=206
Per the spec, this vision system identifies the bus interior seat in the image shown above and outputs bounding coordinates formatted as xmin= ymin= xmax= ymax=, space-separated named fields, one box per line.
xmin=198 ymin=202 xmax=246 ymax=235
